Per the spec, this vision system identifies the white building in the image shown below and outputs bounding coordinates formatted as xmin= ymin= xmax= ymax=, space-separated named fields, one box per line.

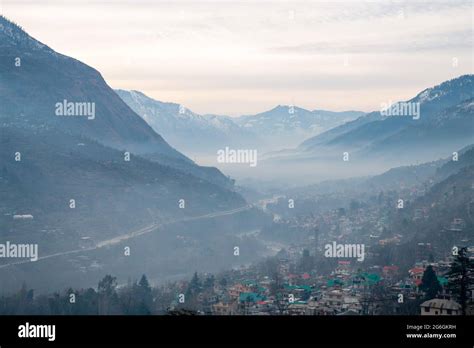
xmin=420 ymin=299 xmax=461 ymax=315
xmin=13 ymin=214 xmax=33 ymax=220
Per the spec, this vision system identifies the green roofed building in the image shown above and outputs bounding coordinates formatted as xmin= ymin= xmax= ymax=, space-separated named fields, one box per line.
xmin=239 ymin=292 xmax=266 ymax=303
xmin=437 ymin=276 xmax=448 ymax=286
xmin=353 ymin=273 xmax=381 ymax=286
xmin=327 ymin=279 xmax=345 ymax=287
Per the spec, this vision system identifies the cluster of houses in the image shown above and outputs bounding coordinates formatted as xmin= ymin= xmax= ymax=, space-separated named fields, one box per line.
xmin=164 ymin=193 xmax=473 ymax=316
xmin=166 ymin=237 xmax=471 ymax=316
xmin=167 ymin=256 xmax=467 ymax=316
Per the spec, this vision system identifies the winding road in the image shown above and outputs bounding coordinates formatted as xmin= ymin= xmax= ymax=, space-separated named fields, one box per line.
xmin=0 ymin=204 xmax=253 ymax=270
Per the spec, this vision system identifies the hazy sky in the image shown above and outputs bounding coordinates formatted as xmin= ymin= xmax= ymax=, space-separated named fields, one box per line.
xmin=1 ymin=0 xmax=472 ymax=115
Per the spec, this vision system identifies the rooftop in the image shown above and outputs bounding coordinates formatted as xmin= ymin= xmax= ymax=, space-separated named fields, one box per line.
xmin=420 ymin=299 xmax=461 ymax=310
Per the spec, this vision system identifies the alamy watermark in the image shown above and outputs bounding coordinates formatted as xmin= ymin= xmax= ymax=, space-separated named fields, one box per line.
xmin=324 ymin=242 xmax=365 ymax=262
xmin=55 ymin=99 xmax=95 ymax=120
xmin=217 ymin=147 xmax=257 ymax=167
xmin=0 ymin=241 xmax=38 ymax=262
xmin=18 ymin=322 xmax=55 ymax=341
xmin=380 ymin=100 xmax=420 ymax=120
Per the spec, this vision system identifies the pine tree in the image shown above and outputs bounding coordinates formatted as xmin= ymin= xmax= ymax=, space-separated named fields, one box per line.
xmin=419 ymin=265 xmax=441 ymax=300
xmin=98 ymin=275 xmax=119 ymax=314
xmin=298 ymin=249 xmax=313 ymax=273
xmin=138 ymin=274 xmax=151 ymax=294
xmin=137 ymin=274 xmax=153 ymax=314
xmin=189 ymin=272 xmax=201 ymax=293
xmin=184 ymin=272 xmax=202 ymax=311
xmin=446 ymin=247 xmax=474 ymax=315
xmin=203 ymin=275 xmax=215 ymax=289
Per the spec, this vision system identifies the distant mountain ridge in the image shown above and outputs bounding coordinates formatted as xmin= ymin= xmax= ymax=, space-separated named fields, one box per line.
xmin=278 ymin=75 xmax=474 ymax=166
xmin=115 ymin=89 xmax=364 ymax=155
xmin=235 ymin=105 xmax=363 ymax=150
xmin=115 ymin=89 xmax=257 ymax=154
xmin=300 ymin=75 xmax=473 ymax=154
